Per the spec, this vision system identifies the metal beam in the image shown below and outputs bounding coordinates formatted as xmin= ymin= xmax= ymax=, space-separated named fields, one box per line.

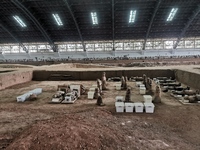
xmin=63 ymin=0 xmax=86 ymax=51
xmin=112 ymin=0 xmax=115 ymax=51
xmin=11 ymin=0 xmax=57 ymax=52
xmin=142 ymin=0 xmax=162 ymax=50
xmin=173 ymin=4 xmax=200 ymax=49
xmin=0 ymin=23 xmax=28 ymax=53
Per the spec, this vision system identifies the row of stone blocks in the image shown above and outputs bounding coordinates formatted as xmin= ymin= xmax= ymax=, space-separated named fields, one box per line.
xmin=115 ymin=95 xmax=154 ymax=113
xmin=115 ymin=102 xmax=155 ymax=113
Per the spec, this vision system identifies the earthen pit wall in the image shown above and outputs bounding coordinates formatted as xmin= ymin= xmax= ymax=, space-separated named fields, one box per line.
xmin=175 ymin=70 xmax=200 ymax=90
xmin=32 ymin=69 xmax=175 ymax=81
xmin=1 ymin=69 xmax=199 ymax=91
xmin=3 ymin=69 xmax=199 ymax=90
xmin=0 ymin=71 xmax=33 ymax=90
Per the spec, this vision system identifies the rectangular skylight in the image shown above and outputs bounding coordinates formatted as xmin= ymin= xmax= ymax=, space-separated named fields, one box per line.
xmin=167 ymin=8 xmax=178 ymax=22
xmin=129 ymin=10 xmax=136 ymax=23
xmin=52 ymin=14 xmax=63 ymax=26
xmin=13 ymin=16 xmax=27 ymax=27
xmin=91 ymin=12 xmax=98 ymax=25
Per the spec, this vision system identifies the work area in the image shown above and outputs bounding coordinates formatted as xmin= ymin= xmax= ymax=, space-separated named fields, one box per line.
xmin=0 ymin=63 xmax=200 ymax=149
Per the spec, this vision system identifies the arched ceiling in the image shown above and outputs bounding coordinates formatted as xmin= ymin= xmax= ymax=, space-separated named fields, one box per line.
xmin=0 ymin=0 xmax=199 ymax=45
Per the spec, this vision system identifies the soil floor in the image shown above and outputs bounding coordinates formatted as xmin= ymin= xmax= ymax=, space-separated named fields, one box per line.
xmin=0 ymin=79 xmax=199 ymax=150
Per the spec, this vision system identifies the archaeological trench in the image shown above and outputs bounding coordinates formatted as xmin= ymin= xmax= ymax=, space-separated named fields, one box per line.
xmin=1 ymin=65 xmax=200 ymax=90
xmin=0 ymin=63 xmax=200 ymax=149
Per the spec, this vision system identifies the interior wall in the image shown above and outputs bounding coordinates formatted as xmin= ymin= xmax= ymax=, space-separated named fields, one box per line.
xmin=0 ymin=49 xmax=200 ymax=60
xmin=3 ymin=53 xmax=31 ymax=60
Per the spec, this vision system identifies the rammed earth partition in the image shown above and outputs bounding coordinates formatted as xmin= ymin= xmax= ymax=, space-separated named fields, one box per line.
xmin=1 ymin=68 xmax=200 ymax=90
xmin=32 ymin=69 xmax=175 ymax=81
xmin=175 ymin=69 xmax=200 ymax=90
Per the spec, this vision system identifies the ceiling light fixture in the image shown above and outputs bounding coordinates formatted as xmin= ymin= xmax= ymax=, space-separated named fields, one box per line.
xmin=52 ymin=14 xmax=63 ymax=26
xmin=129 ymin=10 xmax=136 ymax=23
xmin=13 ymin=15 xmax=27 ymax=27
xmin=167 ymin=8 xmax=178 ymax=22
xmin=91 ymin=12 xmax=98 ymax=25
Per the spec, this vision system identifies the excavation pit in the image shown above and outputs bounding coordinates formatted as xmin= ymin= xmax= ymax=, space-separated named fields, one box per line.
xmin=0 ymin=64 xmax=200 ymax=150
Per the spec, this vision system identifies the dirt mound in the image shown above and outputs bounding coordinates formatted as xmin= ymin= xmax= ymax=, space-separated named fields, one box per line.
xmin=6 ymin=109 xmax=127 ymax=150
xmin=6 ymin=108 xmax=196 ymax=150
xmin=74 ymin=63 xmax=112 ymax=68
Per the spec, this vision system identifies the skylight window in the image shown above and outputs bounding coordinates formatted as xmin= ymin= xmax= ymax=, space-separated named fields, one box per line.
xmin=129 ymin=10 xmax=136 ymax=23
xmin=167 ymin=8 xmax=178 ymax=22
xmin=52 ymin=14 xmax=63 ymax=26
xmin=13 ymin=16 xmax=27 ymax=27
xmin=91 ymin=12 xmax=98 ymax=25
